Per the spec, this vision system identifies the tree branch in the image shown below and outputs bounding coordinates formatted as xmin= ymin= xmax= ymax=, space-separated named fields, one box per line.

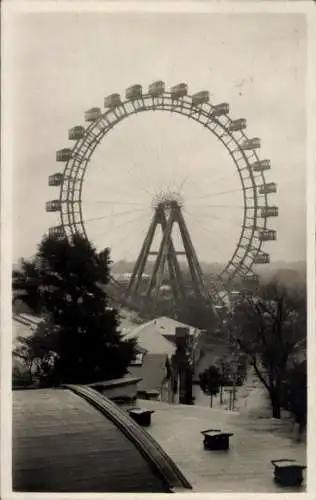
xmin=235 ymin=337 xmax=270 ymax=392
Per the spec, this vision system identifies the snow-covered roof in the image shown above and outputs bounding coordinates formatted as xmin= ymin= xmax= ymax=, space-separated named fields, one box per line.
xmin=124 ymin=320 xmax=175 ymax=356
xmin=13 ymin=314 xmax=43 ymax=340
xmin=149 ymin=316 xmax=202 ymax=337
xmin=138 ymin=399 xmax=306 ymax=492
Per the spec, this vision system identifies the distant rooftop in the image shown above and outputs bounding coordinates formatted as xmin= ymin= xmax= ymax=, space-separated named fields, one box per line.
xmin=13 ymin=315 xmax=41 ymax=340
xmin=151 ymin=316 xmax=202 ymax=336
xmin=124 ymin=319 xmax=175 ymax=356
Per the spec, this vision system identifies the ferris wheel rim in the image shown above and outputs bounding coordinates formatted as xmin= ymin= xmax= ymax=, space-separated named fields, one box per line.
xmin=54 ymin=88 xmax=274 ymax=289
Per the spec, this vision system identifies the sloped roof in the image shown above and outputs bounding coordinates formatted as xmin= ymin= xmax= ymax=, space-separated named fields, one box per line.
xmin=13 ymin=318 xmax=36 ymax=341
xmin=124 ymin=320 xmax=175 ymax=356
xmin=152 ymin=316 xmax=201 ymax=337
xmin=137 ymin=399 xmax=306 ymax=493
xmin=128 ymin=353 xmax=168 ymax=392
xmin=13 ymin=314 xmax=44 ymax=341
xmin=12 ymin=386 xmax=191 ymax=493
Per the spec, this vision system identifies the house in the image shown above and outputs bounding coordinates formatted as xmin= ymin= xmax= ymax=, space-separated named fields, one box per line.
xmin=123 ymin=316 xmax=205 ymax=401
xmin=128 ymin=352 xmax=169 ymax=396
xmin=149 ymin=316 xmax=203 ymax=366
xmin=123 ymin=319 xmax=176 ymax=357
xmin=125 ymin=316 xmax=203 ymax=362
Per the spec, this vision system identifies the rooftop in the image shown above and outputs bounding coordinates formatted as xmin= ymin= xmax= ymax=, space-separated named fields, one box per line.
xmin=12 ymin=386 xmax=191 ymax=493
xmin=151 ymin=315 xmax=202 ymax=336
xmin=124 ymin=319 xmax=175 ymax=356
xmin=137 ymin=399 xmax=306 ymax=493
xmin=11 ymin=382 xmax=307 ymax=493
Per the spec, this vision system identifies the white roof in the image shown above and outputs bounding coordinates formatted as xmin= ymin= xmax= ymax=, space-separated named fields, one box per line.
xmin=149 ymin=316 xmax=201 ymax=336
xmin=124 ymin=320 xmax=175 ymax=356
xmin=13 ymin=318 xmax=35 ymax=341
xmin=138 ymin=399 xmax=306 ymax=492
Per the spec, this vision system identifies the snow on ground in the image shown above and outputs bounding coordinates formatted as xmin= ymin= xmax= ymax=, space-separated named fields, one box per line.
xmin=193 ymin=366 xmax=273 ymax=419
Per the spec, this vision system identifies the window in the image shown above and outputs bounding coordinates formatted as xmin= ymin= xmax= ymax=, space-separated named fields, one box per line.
xmin=130 ymin=352 xmax=145 ymax=366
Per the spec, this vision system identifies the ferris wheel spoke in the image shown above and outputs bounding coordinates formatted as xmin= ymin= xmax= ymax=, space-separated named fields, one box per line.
xmin=178 ymin=164 xmax=240 ymax=200
xmin=87 ymin=210 xmax=148 ymax=242
xmin=83 ymin=206 xmax=147 ymax=224
xmin=187 ymin=205 xmax=245 ymax=223
xmin=187 ymin=187 xmax=244 ymax=204
xmin=84 ymin=199 xmax=148 ymax=207
xmin=187 ymin=212 xmax=242 ymax=234
xmin=190 ymin=211 xmax=244 ymax=224
xmin=82 ymin=208 xmax=147 ymax=230
xmin=186 ymin=219 xmax=237 ymax=256
xmin=191 ymin=203 xmax=245 ymax=210
xmin=81 ymin=214 xmax=115 ymax=224
xmin=109 ymin=210 xmax=148 ymax=231
xmin=177 ymin=174 xmax=191 ymax=193
xmin=83 ymin=176 xmax=152 ymax=203
xmin=185 ymin=206 xmax=242 ymax=231
xmin=109 ymin=218 xmax=150 ymax=258
xmin=123 ymin=159 xmax=157 ymax=198
xmin=179 ymin=171 xmax=212 ymax=200
xmin=190 ymin=223 xmax=242 ymax=256
xmin=111 ymin=207 xmax=149 ymax=221
xmin=192 ymin=169 xmax=240 ymax=196
xmin=97 ymin=158 xmax=155 ymax=200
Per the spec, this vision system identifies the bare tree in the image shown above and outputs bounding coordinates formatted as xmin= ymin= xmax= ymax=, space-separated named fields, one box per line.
xmin=228 ymin=281 xmax=306 ymax=419
xmin=199 ymin=365 xmax=221 ymax=408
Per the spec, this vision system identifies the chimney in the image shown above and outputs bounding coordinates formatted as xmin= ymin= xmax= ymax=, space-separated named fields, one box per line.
xmin=174 ymin=327 xmax=193 ymax=405
xmin=175 ymin=327 xmax=189 ymax=350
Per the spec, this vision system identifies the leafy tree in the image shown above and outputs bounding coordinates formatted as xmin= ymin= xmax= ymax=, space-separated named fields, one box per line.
xmin=12 ymin=234 xmax=137 ymax=385
xmin=228 ymin=281 xmax=306 ymax=419
xmin=12 ymin=258 xmax=43 ymax=314
xmin=199 ymin=365 xmax=221 ymax=408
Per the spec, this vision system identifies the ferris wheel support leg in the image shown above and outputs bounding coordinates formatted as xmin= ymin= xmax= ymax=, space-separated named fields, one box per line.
xmin=145 ymin=208 xmax=175 ymax=305
xmin=176 ymin=208 xmax=208 ymax=301
xmin=159 ymin=210 xmax=187 ymax=302
xmin=126 ymin=211 xmax=158 ymax=297
xmin=166 ymin=248 xmax=186 ymax=301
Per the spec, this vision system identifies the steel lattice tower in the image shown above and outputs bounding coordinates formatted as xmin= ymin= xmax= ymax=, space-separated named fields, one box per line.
xmin=125 ymin=194 xmax=209 ymax=309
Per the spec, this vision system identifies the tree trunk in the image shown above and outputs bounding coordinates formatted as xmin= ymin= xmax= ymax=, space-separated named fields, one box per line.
xmin=210 ymin=394 xmax=213 ymax=408
xmin=229 ymin=390 xmax=233 ymax=411
xmin=220 ymin=385 xmax=223 ymax=404
xmin=28 ymin=360 xmax=34 ymax=384
xmin=270 ymin=391 xmax=281 ymax=419
xmin=232 ymin=383 xmax=236 ymax=403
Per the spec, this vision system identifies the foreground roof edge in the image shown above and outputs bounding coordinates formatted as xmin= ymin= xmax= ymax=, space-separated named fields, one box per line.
xmin=64 ymin=384 xmax=192 ymax=491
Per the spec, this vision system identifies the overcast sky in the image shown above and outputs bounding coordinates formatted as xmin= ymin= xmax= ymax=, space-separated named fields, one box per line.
xmin=10 ymin=10 xmax=306 ymax=267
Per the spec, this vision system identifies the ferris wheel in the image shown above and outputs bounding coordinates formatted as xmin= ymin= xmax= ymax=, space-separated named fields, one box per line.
xmin=46 ymin=81 xmax=278 ymax=305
